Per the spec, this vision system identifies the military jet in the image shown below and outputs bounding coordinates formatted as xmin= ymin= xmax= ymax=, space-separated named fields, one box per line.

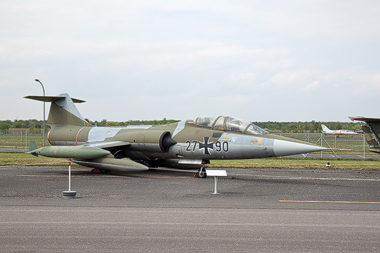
xmin=349 ymin=117 xmax=380 ymax=154
xmin=25 ymin=93 xmax=327 ymax=177
xmin=321 ymin=124 xmax=358 ymax=135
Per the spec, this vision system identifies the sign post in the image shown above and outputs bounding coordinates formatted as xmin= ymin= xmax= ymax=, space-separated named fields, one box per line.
xmin=62 ymin=158 xmax=77 ymax=198
xmin=205 ymin=170 xmax=227 ymax=194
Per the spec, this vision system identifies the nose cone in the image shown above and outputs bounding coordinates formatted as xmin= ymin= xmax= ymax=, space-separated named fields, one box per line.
xmin=273 ymin=139 xmax=327 ymax=157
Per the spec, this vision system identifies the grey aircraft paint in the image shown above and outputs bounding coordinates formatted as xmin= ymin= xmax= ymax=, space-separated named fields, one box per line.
xmin=25 ymin=93 xmax=328 ymax=177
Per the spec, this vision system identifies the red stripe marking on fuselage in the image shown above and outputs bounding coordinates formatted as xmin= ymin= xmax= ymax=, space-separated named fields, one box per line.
xmin=47 ymin=130 xmax=52 ymax=145
xmin=76 ymin=127 xmax=86 ymax=146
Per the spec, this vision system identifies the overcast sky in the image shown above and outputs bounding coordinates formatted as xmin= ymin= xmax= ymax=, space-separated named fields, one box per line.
xmin=1 ymin=0 xmax=379 ymax=123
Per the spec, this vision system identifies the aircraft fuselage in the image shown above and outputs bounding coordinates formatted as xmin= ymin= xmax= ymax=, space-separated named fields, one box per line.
xmin=47 ymin=121 xmax=322 ymax=163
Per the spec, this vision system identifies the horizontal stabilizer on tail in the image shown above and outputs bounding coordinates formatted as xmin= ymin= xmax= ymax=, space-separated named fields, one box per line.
xmin=24 ymin=93 xmax=87 ymax=126
xmin=24 ymin=95 xmax=85 ymax=103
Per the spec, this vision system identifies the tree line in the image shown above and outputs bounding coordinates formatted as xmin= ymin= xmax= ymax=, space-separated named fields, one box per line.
xmin=0 ymin=119 xmax=362 ymax=133
xmin=253 ymin=121 xmax=362 ymax=133
xmin=0 ymin=118 xmax=179 ymax=132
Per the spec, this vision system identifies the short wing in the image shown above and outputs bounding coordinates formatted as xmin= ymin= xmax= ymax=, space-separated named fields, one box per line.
xmin=85 ymin=141 xmax=131 ymax=150
xmin=349 ymin=116 xmax=380 ymax=122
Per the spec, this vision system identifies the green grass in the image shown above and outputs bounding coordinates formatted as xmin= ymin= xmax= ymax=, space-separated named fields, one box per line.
xmin=1 ymin=133 xmax=370 ymax=155
xmin=0 ymin=153 xmax=67 ymax=166
xmin=0 ymin=134 xmax=47 ymax=148
xmin=209 ymin=158 xmax=380 ymax=170
xmin=1 ymin=133 xmax=376 ymax=169
xmin=1 ymin=152 xmax=379 ymax=170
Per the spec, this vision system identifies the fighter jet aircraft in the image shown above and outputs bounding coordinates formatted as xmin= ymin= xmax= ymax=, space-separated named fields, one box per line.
xmin=321 ymin=124 xmax=359 ymax=135
xmin=25 ymin=93 xmax=327 ymax=177
xmin=349 ymin=117 xmax=380 ymax=154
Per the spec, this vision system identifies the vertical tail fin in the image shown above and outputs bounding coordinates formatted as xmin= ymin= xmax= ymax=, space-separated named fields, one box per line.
xmin=321 ymin=124 xmax=331 ymax=133
xmin=24 ymin=93 xmax=88 ymax=126
xmin=28 ymin=140 xmax=38 ymax=157
xmin=29 ymin=140 xmax=37 ymax=151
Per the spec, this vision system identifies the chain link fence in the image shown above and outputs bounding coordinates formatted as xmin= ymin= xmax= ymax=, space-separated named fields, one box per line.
xmin=0 ymin=130 xmax=48 ymax=150
xmin=279 ymin=133 xmax=368 ymax=156
xmin=1 ymin=130 xmax=367 ymax=153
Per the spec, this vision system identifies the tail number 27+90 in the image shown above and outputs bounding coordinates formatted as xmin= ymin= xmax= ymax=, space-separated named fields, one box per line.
xmin=185 ymin=140 xmax=228 ymax=152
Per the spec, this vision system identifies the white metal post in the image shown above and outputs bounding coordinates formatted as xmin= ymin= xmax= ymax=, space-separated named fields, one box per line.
xmin=34 ymin=79 xmax=45 ymax=147
xmin=363 ymin=134 xmax=366 ymax=160
xmin=69 ymin=159 xmax=71 ymax=191
xmin=62 ymin=158 xmax=76 ymax=198
xmin=321 ymin=133 xmax=323 ymax=159
xmin=213 ymin=177 xmax=218 ymax=194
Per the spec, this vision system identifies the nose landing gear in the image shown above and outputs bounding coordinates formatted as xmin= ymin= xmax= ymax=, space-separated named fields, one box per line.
xmin=195 ymin=166 xmax=207 ymax=178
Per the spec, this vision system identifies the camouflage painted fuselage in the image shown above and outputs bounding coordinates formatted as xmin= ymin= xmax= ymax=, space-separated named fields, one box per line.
xmin=47 ymin=120 xmax=320 ymax=165
xmin=26 ymin=93 xmax=327 ymax=172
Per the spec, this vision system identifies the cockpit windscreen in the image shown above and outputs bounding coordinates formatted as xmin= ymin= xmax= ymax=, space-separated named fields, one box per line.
xmin=186 ymin=116 xmax=267 ymax=135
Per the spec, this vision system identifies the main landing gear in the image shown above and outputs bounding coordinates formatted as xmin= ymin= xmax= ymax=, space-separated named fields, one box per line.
xmin=91 ymin=168 xmax=110 ymax=174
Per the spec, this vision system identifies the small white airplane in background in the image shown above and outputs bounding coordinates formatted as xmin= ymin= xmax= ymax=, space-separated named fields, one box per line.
xmin=321 ymin=124 xmax=359 ymax=135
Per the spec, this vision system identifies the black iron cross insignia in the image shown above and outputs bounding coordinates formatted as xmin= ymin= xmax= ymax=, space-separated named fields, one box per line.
xmin=199 ymin=137 xmax=213 ymax=155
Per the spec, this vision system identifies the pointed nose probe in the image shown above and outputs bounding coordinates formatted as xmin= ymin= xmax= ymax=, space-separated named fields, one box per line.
xmin=273 ymin=139 xmax=328 ymax=157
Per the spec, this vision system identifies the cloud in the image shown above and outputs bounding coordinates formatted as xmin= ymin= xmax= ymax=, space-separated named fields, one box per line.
xmin=1 ymin=1 xmax=380 ymax=122
xmin=261 ymin=69 xmax=313 ymax=87
xmin=302 ymin=81 xmax=320 ymax=91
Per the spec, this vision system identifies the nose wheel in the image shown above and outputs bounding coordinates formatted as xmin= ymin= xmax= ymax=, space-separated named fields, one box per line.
xmin=196 ymin=166 xmax=207 ymax=178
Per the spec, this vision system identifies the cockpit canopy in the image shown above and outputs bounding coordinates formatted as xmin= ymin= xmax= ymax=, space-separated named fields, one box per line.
xmin=186 ymin=116 xmax=267 ymax=135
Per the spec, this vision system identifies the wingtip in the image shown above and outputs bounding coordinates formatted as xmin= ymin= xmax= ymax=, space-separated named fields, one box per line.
xmin=348 ymin=116 xmax=361 ymax=121
xmin=27 ymin=151 xmax=39 ymax=157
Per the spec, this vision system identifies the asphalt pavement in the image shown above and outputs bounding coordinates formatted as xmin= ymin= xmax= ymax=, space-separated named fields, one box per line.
xmin=1 ymin=165 xmax=379 ymax=252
